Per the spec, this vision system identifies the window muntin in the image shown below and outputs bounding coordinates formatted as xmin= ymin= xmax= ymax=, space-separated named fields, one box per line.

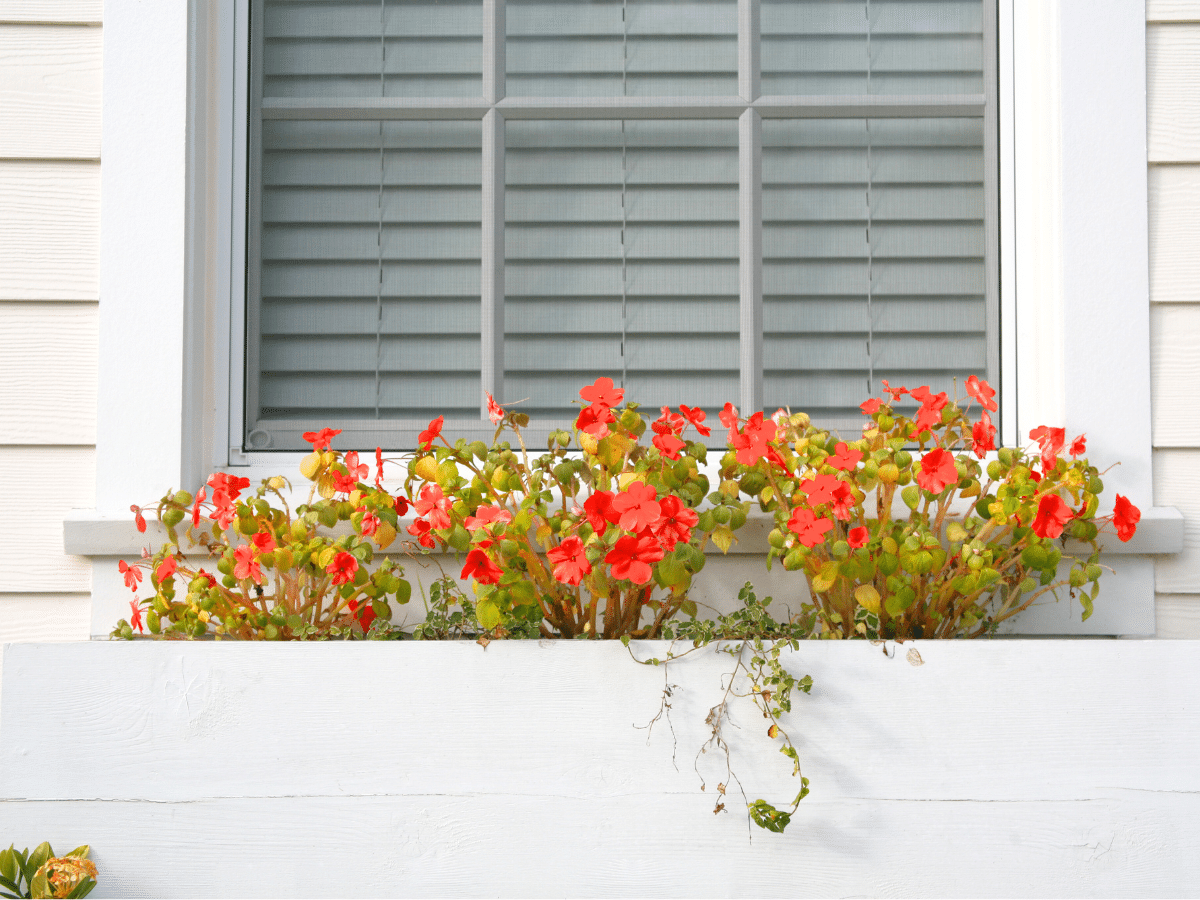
xmin=246 ymin=0 xmax=997 ymax=451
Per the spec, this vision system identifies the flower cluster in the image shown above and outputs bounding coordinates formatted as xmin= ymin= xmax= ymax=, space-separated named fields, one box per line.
xmin=399 ymin=380 xmax=746 ymax=639
xmin=723 ymin=377 xmax=1140 ymax=639
xmin=112 ymin=431 xmax=411 ymax=641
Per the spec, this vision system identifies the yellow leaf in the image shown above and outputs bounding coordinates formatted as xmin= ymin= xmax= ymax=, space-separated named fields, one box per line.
xmin=374 ymin=522 xmax=397 ymax=550
xmin=811 ymin=560 xmax=840 ymax=593
xmin=854 ymin=584 xmax=881 ymax=614
xmin=711 ymin=525 xmax=736 ymax=554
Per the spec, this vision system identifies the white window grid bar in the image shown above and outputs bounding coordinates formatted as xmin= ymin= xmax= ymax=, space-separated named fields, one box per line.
xmin=242 ymin=0 xmax=998 ymax=452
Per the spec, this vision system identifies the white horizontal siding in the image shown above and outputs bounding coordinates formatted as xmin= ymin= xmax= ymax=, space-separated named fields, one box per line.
xmin=1150 ymin=303 xmax=1200 ymax=446
xmin=0 ymin=26 xmax=101 ymax=158
xmin=0 ymin=302 xmax=97 ymax=444
xmin=1153 ymin=449 xmax=1200 ymax=593
xmin=1149 ymin=165 xmax=1200 ymax=304
xmin=0 ymin=1 xmax=101 ymax=24
xmin=1156 ymin=594 xmax=1200 ymax=638
xmin=0 ymin=595 xmax=89 ymax=641
xmin=1148 ymin=24 xmax=1200 ymax=161
xmin=0 ymin=160 xmax=99 ymax=299
xmin=0 ymin=447 xmax=94 ymax=592
xmin=1148 ymin=0 xmax=1200 ymax=23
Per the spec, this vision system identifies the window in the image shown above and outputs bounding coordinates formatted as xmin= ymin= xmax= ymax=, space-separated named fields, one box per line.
xmin=241 ymin=0 xmax=999 ymax=451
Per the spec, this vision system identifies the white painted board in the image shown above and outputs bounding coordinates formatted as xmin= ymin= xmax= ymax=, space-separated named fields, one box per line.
xmin=1149 ymin=165 xmax=1200 ymax=304
xmin=1148 ymin=24 xmax=1200 ymax=161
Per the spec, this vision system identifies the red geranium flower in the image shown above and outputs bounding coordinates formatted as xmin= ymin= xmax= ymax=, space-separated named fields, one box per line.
xmin=580 ymin=377 xmax=624 ymax=409
xmin=576 ymin=402 xmax=616 ymax=439
xmin=612 ymin=481 xmax=663 ymax=533
xmin=347 ymin=598 xmax=377 ymax=630
xmin=654 ymin=495 xmax=699 ymax=550
xmin=486 ymin=392 xmax=504 ymax=425
xmin=880 ymin=379 xmax=908 ymax=401
xmin=118 ymin=559 xmax=142 ymax=592
xmin=786 ymin=507 xmax=834 ymax=549
xmin=800 ymin=472 xmax=843 ymax=508
xmin=1113 ymin=494 xmax=1141 ymax=542
xmin=605 ymin=533 xmax=664 ymax=584
xmin=830 ymin=481 xmax=856 ymax=521
xmin=972 ymin=410 xmax=997 ymax=459
xmin=1030 ymin=425 xmax=1066 ymax=471
xmin=827 ymin=442 xmax=862 ymax=471
xmin=359 ymin=510 xmax=380 ymax=537
xmin=191 ymin=488 xmax=206 ymax=528
xmin=251 ymin=531 xmax=277 ymax=553
xmin=1031 ymin=493 xmax=1073 ymax=539
xmin=394 ymin=495 xmax=410 ymax=517
xmin=718 ymin=402 xmax=740 ymax=441
xmin=464 ymin=505 xmax=512 ymax=531
xmin=415 ymin=483 xmax=452 ymax=530
xmin=916 ymin=448 xmax=958 ymax=494
xmin=130 ymin=504 xmax=147 ymax=533
xmin=407 ymin=519 xmax=436 ymax=548
xmin=584 ymin=491 xmax=617 ymax=535
xmin=653 ymin=432 xmax=686 ymax=460
xmin=129 ymin=599 xmax=144 ymax=633
xmin=155 ymin=555 xmax=177 ymax=585
xmin=332 ymin=471 xmax=358 ymax=494
xmin=344 ymin=451 xmax=369 ymax=481
xmin=302 ymin=427 xmax=342 ymax=451
xmin=860 ymin=397 xmax=883 ymax=416
xmin=848 ymin=526 xmax=870 ymax=548
xmin=326 ymin=551 xmax=359 ymax=586
xmin=965 ymin=375 xmax=998 ymax=412
xmin=461 ymin=546 xmax=504 ymax=585
xmin=731 ymin=412 xmax=777 ymax=466
xmin=547 ymin=535 xmax=591 ymax=586
xmin=678 ymin=405 xmax=712 ymax=437
xmin=1069 ymin=434 xmax=1087 ymax=457
xmin=418 ymin=416 xmax=444 ymax=450
xmin=375 ymin=447 xmax=385 ymax=487
xmin=233 ymin=544 xmax=263 ymax=584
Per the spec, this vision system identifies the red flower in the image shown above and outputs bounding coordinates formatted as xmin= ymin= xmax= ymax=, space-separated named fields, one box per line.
xmin=827 ymin=442 xmax=862 ymax=471
xmin=155 ymin=555 xmax=177 ymax=585
xmin=375 ymin=447 xmax=385 ymax=487
xmin=251 ymin=531 xmax=277 ymax=553
xmin=830 ymin=481 xmax=856 ymax=521
xmin=332 ymin=471 xmax=358 ymax=494
xmin=731 ymin=412 xmax=777 ymax=466
xmin=972 ymin=410 xmax=997 ymax=459
xmin=916 ymin=448 xmax=958 ymax=494
xmin=461 ymin=546 xmax=504 ymax=585
xmin=612 ymin=481 xmax=663 ymax=533
xmin=1069 ymin=434 xmax=1087 ymax=457
xmin=860 ymin=397 xmax=883 ymax=416
xmin=360 ymin=511 xmax=380 ymax=537
xmin=344 ymin=451 xmax=369 ymax=481
xmin=394 ymin=495 xmax=410 ymax=517
xmin=800 ymin=472 xmax=843 ymax=508
xmin=653 ymin=432 xmax=686 ymax=460
xmin=415 ymin=483 xmax=452 ymax=531
xmin=130 ymin=504 xmax=147 ymax=533
xmin=196 ymin=568 xmax=217 ymax=588
xmin=580 ymin=377 xmax=624 ymax=409
xmin=786 ymin=507 xmax=834 ymax=549
xmin=191 ymin=489 xmax=206 ymax=528
xmin=212 ymin=501 xmax=237 ymax=530
xmin=129 ymin=599 xmax=144 ymax=633
xmin=347 ymin=598 xmax=377 ymax=630
xmin=584 ymin=491 xmax=617 ymax=535
xmin=118 ymin=560 xmax=142 ymax=593
xmin=678 ymin=405 xmax=711 ymax=437
xmin=576 ymin=402 xmax=616 ymax=439
xmin=880 ymin=379 xmax=908 ymax=401
xmin=1113 ymin=495 xmax=1141 ymax=542
xmin=1030 ymin=425 xmax=1066 ymax=471
xmin=233 ymin=545 xmax=263 ymax=584
xmin=718 ymin=402 xmax=740 ymax=441
xmin=326 ymin=551 xmax=359 ymax=586
xmin=302 ymin=427 xmax=342 ymax=451
xmin=654 ymin=407 xmax=685 ymax=435
xmin=654 ymin=495 xmax=699 ymax=550
xmin=464 ymin=505 xmax=512 ymax=531
xmin=848 ymin=526 xmax=869 ymax=548
xmin=418 ymin=416 xmax=444 ymax=450
xmin=486 ymin=392 xmax=504 ymax=425
xmin=605 ymin=533 xmax=664 ymax=584
xmin=1031 ymin=493 xmax=1073 ymax=539
xmin=407 ymin=519 xmax=436 ymax=548
xmin=965 ymin=375 xmax=998 ymax=412
xmin=547 ymin=535 xmax=591 ymax=586
xmin=910 ymin=387 xmax=949 ymax=435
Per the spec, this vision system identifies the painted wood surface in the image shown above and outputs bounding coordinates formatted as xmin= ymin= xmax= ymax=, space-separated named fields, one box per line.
xmin=1150 ymin=303 xmax=1200 ymax=446
xmin=2 ymin=640 xmax=1200 ymax=897
xmin=1148 ymin=164 xmax=1200 ymax=304
xmin=1155 ymin=593 xmax=1200 ymax=638
xmin=1148 ymin=0 xmax=1200 ymax=22
xmin=0 ymin=25 xmax=101 ymax=158
xmin=0 ymin=302 xmax=97 ymax=444
xmin=0 ymin=1 xmax=101 ymax=24
xmin=1148 ymin=24 xmax=1200 ymax=161
xmin=1153 ymin=449 xmax=1200 ymax=592
xmin=0 ymin=447 xmax=93 ymax=592
xmin=0 ymin=161 xmax=98 ymax=300
xmin=0 ymin=595 xmax=89 ymax=642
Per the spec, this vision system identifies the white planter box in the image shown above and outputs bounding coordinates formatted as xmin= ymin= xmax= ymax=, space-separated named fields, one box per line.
xmin=2 ymin=640 xmax=1199 ymax=897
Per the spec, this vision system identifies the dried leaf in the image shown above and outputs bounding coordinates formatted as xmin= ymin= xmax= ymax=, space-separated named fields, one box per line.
xmin=906 ymin=647 xmax=924 ymax=667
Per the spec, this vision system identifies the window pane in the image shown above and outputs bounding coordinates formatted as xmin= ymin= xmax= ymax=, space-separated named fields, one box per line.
xmin=761 ymin=0 xmax=983 ymax=96
xmin=261 ymin=0 xmax=483 ymax=98
xmin=507 ymin=0 xmax=737 ymax=97
xmin=505 ymin=119 xmax=739 ymax=419
xmin=252 ymin=120 xmax=482 ymax=449
xmin=762 ymin=116 xmax=988 ymax=429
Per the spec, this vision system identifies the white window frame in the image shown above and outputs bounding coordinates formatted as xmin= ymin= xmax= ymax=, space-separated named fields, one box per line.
xmin=81 ymin=0 xmax=1180 ymax=637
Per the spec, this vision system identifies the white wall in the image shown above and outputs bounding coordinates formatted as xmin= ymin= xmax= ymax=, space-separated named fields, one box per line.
xmin=1147 ymin=0 xmax=1200 ymax=635
xmin=0 ymin=1 xmax=100 ymax=640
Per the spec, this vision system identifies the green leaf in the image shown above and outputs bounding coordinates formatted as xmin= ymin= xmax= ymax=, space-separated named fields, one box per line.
xmin=476 ymin=597 xmax=501 ymax=631
xmin=0 ymin=849 xmax=17 ymax=885
xmin=747 ymin=799 xmax=791 ymax=833
xmin=67 ymin=879 xmax=97 ymax=899
xmin=29 ymin=868 xmax=50 ymax=900
xmin=0 ymin=876 xmax=20 ymax=897
xmin=1 ymin=889 xmax=23 ymax=900
xmin=26 ymin=845 xmax=51 ymax=883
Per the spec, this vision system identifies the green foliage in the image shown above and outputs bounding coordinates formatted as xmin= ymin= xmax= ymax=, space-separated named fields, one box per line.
xmin=0 ymin=844 xmax=96 ymax=899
